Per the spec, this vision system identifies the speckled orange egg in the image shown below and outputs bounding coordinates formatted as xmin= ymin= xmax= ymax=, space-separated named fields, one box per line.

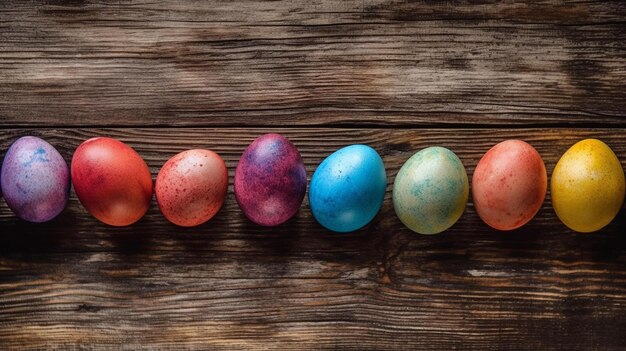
xmin=71 ymin=137 xmax=153 ymax=226
xmin=472 ymin=140 xmax=547 ymax=231
xmin=155 ymin=149 xmax=228 ymax=227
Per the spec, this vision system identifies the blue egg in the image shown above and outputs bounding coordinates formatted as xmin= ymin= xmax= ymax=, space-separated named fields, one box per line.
xmin=309 ymin=145 xmax=387 ymax=232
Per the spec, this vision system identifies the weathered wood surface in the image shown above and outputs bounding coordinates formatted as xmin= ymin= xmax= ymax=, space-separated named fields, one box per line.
xmin=0 ymin=128 xmax=625 ymax=350
xmin=1 ymin=0 xmax=626 ymax=127
xmin=2 ymin=0 xmax=626 ymax=350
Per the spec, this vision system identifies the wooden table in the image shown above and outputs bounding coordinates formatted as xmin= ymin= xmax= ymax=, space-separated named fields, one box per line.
xmin=1 ymin=1 xmax=625 ymax=350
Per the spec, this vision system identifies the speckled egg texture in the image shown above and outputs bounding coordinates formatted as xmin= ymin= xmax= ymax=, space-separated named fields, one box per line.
xmin=234 ymin=133 xmax=307 ymax=226
xmin=393 ymin=147 xmax=468 ymax=235
xmin=551 ymin=138 xmax=625 ymax=233
xmin=71 ymin=137 xmax=153 ymax=226
xmin=156 ymin=149 xmax=228 ymax=227
xmin=1 ymin=136 xmax=70 ymax=222
xmin=472 ymin=140 xmax=547 ymax=231
xmin=309 ymin=144 xmax=387 ymax=233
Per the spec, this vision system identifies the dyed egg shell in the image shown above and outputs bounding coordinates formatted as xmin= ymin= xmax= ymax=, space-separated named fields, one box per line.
xmin=156 ymin=149 xmax=228 ymax=227
xmin=472 ymin=140 xmax=547 ymax=231
xmin=309 ymin=144 xmax=387 ymax=232
xmin=71 ymin=137 xmax=153 ymax=226
xmin=234 ymin=133 xmax=307 ymax=226
xmin=0 ymin=136 xmax=70 ymax=222
xmin=393 ymin=147 xmax=468 ymax=235
xmin=551 ymin=139 xmax=625 ymax=233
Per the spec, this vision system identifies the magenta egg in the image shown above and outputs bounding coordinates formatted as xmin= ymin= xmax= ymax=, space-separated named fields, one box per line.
xmin=1 ymin=136 xmax=70 ymax=222
xmin=234 ymin=133 xmax=307 ymax=226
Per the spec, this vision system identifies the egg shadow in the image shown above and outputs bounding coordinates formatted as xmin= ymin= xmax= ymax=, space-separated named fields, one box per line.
xmin=238 ymin=209 xmax=300 ymax=255
xmin=165 ymin=202 xmax=232 ymax=256
xmin=106 ymin=222 xmax=155 ymax=257
xmin=303 ymin=206 xmax=391 ymax=269
xmin=0 ymin=219 xmax=67 ymax=256
xmin=0 ymin=204 xmax=82 ymax=258
xmin=590 ymin=203 xmax=626 ymax=263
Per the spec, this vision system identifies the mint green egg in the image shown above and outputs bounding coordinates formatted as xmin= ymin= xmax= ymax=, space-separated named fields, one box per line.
xmin=393 ymin=147 xmax=468 ymax=234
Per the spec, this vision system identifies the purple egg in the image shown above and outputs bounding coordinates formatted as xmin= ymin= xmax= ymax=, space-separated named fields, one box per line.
xmin=1 ymin=136 xmax=70 ymax=222
xmin=234 ymin=133 xmax=307 ymax=226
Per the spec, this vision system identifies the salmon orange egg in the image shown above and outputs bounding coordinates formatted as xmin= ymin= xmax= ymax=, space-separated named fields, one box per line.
xmin=472 ymin=140 xmax=547 ymax=231
xmin=155 ymin=149 xmax=228 ymax=227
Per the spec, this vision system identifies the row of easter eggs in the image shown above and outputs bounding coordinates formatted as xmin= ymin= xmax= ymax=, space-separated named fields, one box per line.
xmin=1 ymin=134 xmax=624 ymax=233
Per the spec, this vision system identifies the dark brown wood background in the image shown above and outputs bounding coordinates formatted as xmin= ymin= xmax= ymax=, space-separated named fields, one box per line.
xmin=1 ymin=1 xmax=625 ymax=350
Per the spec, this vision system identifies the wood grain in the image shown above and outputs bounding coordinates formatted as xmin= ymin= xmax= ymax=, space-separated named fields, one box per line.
xmin=1 ymin=128 xmax=625 ymax=350
xmin=1 ymin=0 xmax=626 ymax=127
xmin=2 ymin=0 xmax=626 ymax=349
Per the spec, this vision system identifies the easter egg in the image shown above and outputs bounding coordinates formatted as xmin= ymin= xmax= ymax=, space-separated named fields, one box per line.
xmin=309 ymin=144 xmax=387 ymax=232
xmin=71 ymin=137 xmax=152 ymax=226
xmin=155 ymin=149 xmax=228 ymax=227
xmin=472 ymin=140 xmax=547 ymax=231
xmin=551 ymin=139 xmax=625 ymax=233
xmin=234 ymin=133 xmax=307 ymax=226
xmin=393 ymin=147 xmax=468 ymax=235
xmin=0 ymin=136 xmax=70 ymax=222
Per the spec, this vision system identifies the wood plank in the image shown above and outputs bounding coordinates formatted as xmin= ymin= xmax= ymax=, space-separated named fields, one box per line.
xmin=1 ymin=1 xmax=625 ymax=127
xmin=1 ymin=128 xmax=625 ymax=350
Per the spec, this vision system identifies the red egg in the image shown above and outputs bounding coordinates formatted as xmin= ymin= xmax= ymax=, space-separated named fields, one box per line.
xmin=71 ymin=137 xmax=153 ymax=226
xmin=155 ymin=149 xmax=228 ymax=227
xmin=472 ymin=140 xmax=547 ymax=231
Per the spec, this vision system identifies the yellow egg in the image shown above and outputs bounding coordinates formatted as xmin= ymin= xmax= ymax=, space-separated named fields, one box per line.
xmin=551 ymin=139 xmax=625 ymax=233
